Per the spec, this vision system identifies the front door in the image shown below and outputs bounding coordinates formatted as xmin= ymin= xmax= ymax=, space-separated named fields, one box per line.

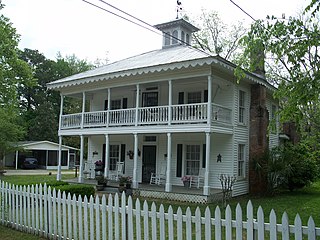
xmin=142 ymin=145 xmax=156 ymax=183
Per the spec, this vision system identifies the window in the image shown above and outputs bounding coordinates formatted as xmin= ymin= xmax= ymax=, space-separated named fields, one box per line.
xmin=238 ymin=144 xmax=245 ymax=178
xmin=185 ymin=145 xmax=200 ymax=175
xmin=109 ymin=145 xmax=120 ymax=170
xmin=239 ymin=90 xmax=246 ymax=123
xmin=181 ymin=31 xmax=185 ymax=43
xmin=187 ymin=91 xmax=201 ymax=104
xmin=142 ymin=92 xmax=158 ymax=107
xmin=111 ymin=99 xmax=121 ymax=110
xmin=172 ymin=30 xmax=178 ymax=44
xmin=164 ymin=32 xmax=170 ymax=46
xmin=186 ymin=34 xmax=190 ymax=45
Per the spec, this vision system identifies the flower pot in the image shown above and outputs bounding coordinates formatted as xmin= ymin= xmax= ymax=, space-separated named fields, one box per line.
xmin=183 ymin=181 xmax=190 ymax=188
xmin=96 ymin=184 xmax=104 ymax=191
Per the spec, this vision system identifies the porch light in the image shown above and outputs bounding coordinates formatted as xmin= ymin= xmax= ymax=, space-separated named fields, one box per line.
xmin=217 ymin=154 xmax=222 ymax=162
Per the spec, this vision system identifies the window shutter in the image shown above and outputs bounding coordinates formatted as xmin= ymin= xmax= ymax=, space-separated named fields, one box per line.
xmin=202 ymin=144 xmax=206 ymax=168
xmin=176 ymin=144 xmax=183 ymax=177
xmin=178 ymin=92 xmax=184 ymax=104
xmin=122 ymin=98 xmax=128 ymax=109
xmin=204 ymin=90 xmax=208 ymax=102
xmin=120 ymin=144 xmax=126 ymax=162
xmin=104 ymin=100 xmax=108 ymax=110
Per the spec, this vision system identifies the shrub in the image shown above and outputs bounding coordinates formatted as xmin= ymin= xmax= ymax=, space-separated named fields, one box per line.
xmin=54 ymin=184 xmax=95 ymax=199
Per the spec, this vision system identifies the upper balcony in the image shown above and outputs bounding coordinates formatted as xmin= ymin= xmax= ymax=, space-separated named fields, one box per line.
xmin=60 ymin=103 xmax=232 ymax=130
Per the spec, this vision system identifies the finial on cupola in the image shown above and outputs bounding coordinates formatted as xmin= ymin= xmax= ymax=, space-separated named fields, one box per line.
xmin=176 ymin=0 xmax=182 ymax=19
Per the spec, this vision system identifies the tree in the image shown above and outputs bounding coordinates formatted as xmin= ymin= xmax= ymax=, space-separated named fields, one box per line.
xmin=193 ymin=10 xmax=247 ymax=61
xmin=0 ymin=4 xmax=33 ymax=164
xmin=237 ymin=3 xmax=320 ymax=143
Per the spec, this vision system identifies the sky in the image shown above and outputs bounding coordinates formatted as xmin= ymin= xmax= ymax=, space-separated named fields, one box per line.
xmin=2 ymin=0 xmax=309 ymax=63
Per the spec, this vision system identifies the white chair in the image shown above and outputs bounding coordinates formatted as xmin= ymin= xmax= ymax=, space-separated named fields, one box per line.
xmin=150 ymin=162 xmax=166 ymax=185
xmin=109 ymin=162 xmax=124 ymax=181
xmin=190 ymin=168 xmax=205 ymax=188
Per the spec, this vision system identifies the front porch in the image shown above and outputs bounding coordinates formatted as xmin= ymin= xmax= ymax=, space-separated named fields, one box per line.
xmin=66 ymin=178 xmax=223 ymax=204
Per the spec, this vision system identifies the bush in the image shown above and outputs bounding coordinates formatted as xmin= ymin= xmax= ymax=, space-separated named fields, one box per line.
xmin=267 ymin=143 xmax=320 ymax=192
xmin=54 ymin=184 xmax=95 ymax=199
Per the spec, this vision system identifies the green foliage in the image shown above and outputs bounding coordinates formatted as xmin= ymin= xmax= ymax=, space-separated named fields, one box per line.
xmin=236 ymin=6 xmax=320 ymax=144
xmin=267 ymin=143 xmax=320 ymax=193
xmin=55 ymin=184 xmax=95 ymax=199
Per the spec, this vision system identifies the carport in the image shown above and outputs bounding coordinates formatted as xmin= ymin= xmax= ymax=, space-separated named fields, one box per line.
xmin=4 ymin=141 xmax=78 ymax=170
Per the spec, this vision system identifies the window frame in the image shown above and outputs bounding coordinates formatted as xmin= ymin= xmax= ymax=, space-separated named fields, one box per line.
xmin=237 ymin=144 xmax=246 ymax=178
xmin=238 ymin=90 xmax=246 ymax=124
xmin=185 ymin=144 xmax=201 ymax=175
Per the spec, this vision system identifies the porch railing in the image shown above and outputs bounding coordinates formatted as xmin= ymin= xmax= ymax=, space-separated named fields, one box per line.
xmin=60 ymin=103 xmax=232 ymax=129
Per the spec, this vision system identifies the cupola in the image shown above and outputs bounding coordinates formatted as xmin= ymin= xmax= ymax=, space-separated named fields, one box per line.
xmin=154 ymin=18 xmax=199 ymax=48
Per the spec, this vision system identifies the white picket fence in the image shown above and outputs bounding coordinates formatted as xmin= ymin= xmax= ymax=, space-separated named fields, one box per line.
xmin=1 ymin=181 xmax=320 ymax=240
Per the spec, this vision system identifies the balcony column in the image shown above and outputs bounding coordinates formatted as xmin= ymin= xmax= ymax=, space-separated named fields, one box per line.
xmin=78 ymin=135 xmax=84 ymax=183
xmin=132 ymin=133 xmax=139 ymax=188
xmin=135 ymin=84 xmax=140 ymax=127
xmin=104 ymin=134 xmax=110 ymax=178
xmin=165 ymin=133 xmax=172 ymax=192
xmin=59 ymin=94 xmax=64 ymax=130
xmin=81 ymin=92 xmax=86 ymax=129
xmin=168 ymin=80 xmax=172 ymax=125
xmin=106 ymin=88 xmax=111 ymax=127
xmin=56 ymin=135 xmax=62 ymax=181
xmin=207 ymin=75 xmax=212 ymax=126
xmin=203 ymin=132 xmax=211 ymax=195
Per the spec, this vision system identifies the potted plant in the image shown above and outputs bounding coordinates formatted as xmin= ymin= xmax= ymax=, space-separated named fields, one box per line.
xmin=95 ymin=176 xmax=108 ymax=191
xmin=127 ymin=150 xmax=134 ymax=159
xmin=119 ymin=176 xmax=132 ymax=193
xmin=94 ymin=160 xmax=104 ymax=171
xmin=181 ymin=175 xmax=191 ymax=188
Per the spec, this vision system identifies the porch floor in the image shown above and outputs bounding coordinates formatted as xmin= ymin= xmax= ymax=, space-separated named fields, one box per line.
xmin=65 ymin=178 xmax=223 ymax=204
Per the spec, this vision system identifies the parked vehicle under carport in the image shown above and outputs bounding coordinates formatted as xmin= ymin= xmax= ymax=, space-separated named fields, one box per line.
xmin=21 ymin=157 xmax=38 ymax=169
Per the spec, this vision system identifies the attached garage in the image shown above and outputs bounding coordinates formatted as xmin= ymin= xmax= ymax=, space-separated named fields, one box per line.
xmin=4 ymin=141 xmax=78 ymax=170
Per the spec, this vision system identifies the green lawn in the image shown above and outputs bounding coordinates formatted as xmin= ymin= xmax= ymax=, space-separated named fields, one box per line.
xmin=0 ymin=174 xmax=75 ymax=186
xmin=0 ymin=225 xmax=46 ymax=240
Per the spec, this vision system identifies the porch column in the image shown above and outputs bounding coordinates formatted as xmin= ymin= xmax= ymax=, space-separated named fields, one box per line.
xmin=57 ymin=136 xmax=62 ymax=181
xmin=203 ymin=132 xmax=211 ymax=195
xmin=168 ymin=80 xmax=172 ymax=125
xmin=15 ymin=150 xmax=19 ymax=170
xmin=165 ymin=133 xmax=172 ymax=192
xmin=78 ymin=135 xmax=84 ymax=183
xmin=106 ymin=89 xmax=111 ymax=127
xmin=135 ymin=84 xmax=140 ymax=127
xmin=59 ymin=94 xmax=64 ymax=130
xmin=207 ymin=75 xmax=212 ymax=126
xmin=104 ymin=134 xmax=110 ymax=178
xmin=81 ymin=92 xmax=86 ymax=129
xmin=46 ymin=150 xmax=48 ymax=169
xmin=132 ymin=133 xmax=139 ymax=188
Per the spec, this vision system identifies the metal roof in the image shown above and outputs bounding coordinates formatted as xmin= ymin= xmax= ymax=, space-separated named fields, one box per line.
xmin=47 ymin=45 xmax=274 ymax=91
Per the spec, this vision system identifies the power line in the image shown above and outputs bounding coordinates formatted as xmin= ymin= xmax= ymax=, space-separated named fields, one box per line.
xmin=229 ymin=0 xmax=256 ymax=21
xmin=81 ymin=0 xmax=211 ymax=56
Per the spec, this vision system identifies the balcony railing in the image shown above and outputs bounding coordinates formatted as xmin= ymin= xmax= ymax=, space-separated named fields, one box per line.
xmin=60 ymin=103 xmax=232 ymax=129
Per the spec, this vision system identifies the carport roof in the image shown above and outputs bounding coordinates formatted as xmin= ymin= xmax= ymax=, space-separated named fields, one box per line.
xmin=16 ymin=141 xmax=78 ymax=151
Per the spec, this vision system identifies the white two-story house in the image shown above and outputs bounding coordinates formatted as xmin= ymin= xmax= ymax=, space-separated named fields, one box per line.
xmin=47 ymin=18 xmax=279 ymax=202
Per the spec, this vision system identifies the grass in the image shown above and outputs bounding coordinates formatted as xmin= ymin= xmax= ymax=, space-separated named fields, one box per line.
xmin=0 ymin=225 xmax=46 ymax=240
xmin=0 ymin=173 xmax=75 ymax=186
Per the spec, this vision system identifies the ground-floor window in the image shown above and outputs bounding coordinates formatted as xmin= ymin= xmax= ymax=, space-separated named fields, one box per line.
xmin=185 ymin=144 xmax=200 ymax=175
xmin=109 ymin=145 xmax=120 ymax=170
xmin=238 ymin=144 xmax=246 ymax=177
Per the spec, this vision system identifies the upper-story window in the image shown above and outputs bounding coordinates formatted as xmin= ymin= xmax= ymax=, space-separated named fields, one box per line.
xmin=181 ymin=31 xmax=185 ymax=43
xmin=172 ymin=30 xmax=178 ymax=44
xmin=164 ymin=32 xmax=170 ymax=46
xmin=187 ymin=91 xmax=201 ymax=104
xmin=111 ymin=99 xmax=122 ymax=110
xmin=238 ymin=90 xmax=246 ymax=124
xmin=186 ymin=34 xmax=190 ymax=45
